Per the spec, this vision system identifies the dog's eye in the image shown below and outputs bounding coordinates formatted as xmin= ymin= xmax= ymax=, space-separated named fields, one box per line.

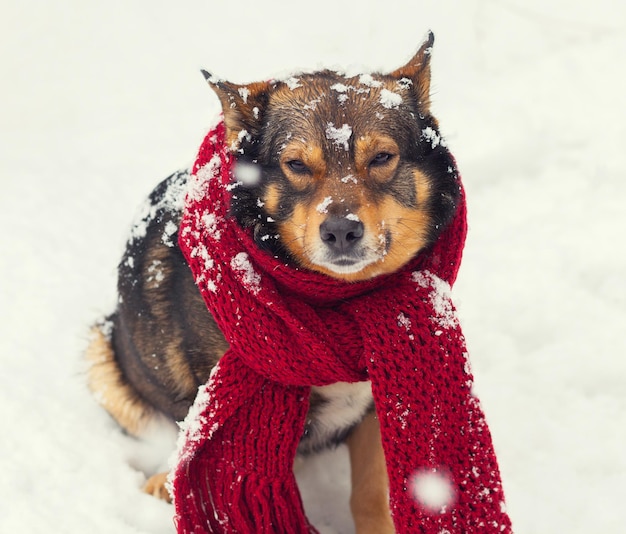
xmin=286 ymin=160 xmax=310 ymax=174
xmin=369 ymin=152 xmax=394 ymax=167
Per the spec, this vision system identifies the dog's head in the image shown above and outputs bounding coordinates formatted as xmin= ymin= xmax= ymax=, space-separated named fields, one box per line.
xmin=205 ymin=32 xmax=460 ymax=281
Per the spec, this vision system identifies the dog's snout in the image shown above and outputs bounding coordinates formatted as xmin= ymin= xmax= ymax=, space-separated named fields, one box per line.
xmin=320 ymin=217 xmax=364 ymax=252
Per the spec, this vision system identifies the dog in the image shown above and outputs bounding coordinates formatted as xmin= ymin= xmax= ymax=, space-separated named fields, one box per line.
xmin=85 ymin=32 xmax=460 ymax=534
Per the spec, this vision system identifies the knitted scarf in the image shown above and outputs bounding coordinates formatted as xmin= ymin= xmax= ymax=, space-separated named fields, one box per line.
xmin=171 ymin=121 xmax=513 ymax=533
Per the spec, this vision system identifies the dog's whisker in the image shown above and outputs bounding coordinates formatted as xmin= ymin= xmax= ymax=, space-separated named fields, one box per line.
xmin=394 ymin=220 xmax=426 ymax=240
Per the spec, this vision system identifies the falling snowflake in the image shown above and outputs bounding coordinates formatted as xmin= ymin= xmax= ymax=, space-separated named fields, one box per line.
xmin=234 ymin=161 xmax=261 ymax=186
xmin=410 ymin=468 xmax=457 ymax=513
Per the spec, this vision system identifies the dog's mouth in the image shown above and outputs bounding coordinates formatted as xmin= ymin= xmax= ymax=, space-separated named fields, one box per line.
xmin=333 ymin=257 xmax=360 ymax=267
xmin=313 ymin=255 xmax=379 ymax=275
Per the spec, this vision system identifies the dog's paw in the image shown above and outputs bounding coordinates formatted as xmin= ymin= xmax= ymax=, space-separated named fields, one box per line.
xmin=143 ymin=472 xmax=172 ymax=503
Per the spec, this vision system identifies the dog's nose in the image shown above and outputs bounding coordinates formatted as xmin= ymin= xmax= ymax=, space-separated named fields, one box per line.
xmin=319 ymin=217 xmax=364 ymax=253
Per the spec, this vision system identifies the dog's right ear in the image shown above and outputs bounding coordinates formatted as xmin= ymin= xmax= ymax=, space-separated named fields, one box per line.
xmin=202 ymin=70 xmax=270 ymax=151
xmin=389 ymin=31 xmax=434 ymax=112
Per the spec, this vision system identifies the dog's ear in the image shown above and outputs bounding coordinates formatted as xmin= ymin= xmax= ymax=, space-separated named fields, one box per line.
xmin=202 ymin=70 xmax=270 ymax=150
xmin=389 ymin=31 xmax=434 ymax=111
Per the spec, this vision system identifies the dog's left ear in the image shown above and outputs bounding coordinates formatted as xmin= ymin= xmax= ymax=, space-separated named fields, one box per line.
xmin=389 ymin=31 xmax=434 ymax=111
xmin=202 ymin=70 xmax=271 ymax=150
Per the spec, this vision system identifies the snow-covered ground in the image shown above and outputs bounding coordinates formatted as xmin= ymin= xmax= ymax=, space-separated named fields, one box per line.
xmin=2 ymin=1 xmax=625 ymax=532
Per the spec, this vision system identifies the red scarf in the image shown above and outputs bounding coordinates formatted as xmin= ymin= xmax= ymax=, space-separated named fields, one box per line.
xmin=171 ymin=121 xmax=513 ymax=533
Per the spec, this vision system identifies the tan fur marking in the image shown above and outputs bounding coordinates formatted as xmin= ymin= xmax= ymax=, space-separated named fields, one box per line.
xmin=381 ymin=201 xmax=430 ymax=266
xmin=164 ymin=338 xmax=200 ymax=401
xmin=280 ymin=143 xmax=308 ymax=164
xmin=354 ymin=134 xmax=399 ymax=182
xmin=278 ymin=202 xmax=309 ymax=264
xmin=303 ymin=144 xmax=326 ymax=176
xmin=347 ymin=412 xmax=394 ymax=534
xmin=355 ymin=200 xmax=427 ymax=280
xmin=280 ymin=141 xmax=326 ymax=189
xmin=225 ymin=129 xmax=242 ymax=151
xmin=413 ymin=167 xmax=432 ymax=208
xmin=85 ymin=325 xmax=157 ymax=437
xmin=264 ymin=183 xmax=281 ymax=217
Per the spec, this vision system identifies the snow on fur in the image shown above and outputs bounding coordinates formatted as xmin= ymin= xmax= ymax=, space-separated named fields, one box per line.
xmin=325 ymin=123 xmax=352 ymax=151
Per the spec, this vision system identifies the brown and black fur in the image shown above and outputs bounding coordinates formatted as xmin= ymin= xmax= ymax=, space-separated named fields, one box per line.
xmin=86 ymin=33 xmax=460 ymax=533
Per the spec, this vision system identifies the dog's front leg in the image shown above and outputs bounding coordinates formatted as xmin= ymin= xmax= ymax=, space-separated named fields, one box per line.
xmin=346 ymin=410 xmax=395 ymax=534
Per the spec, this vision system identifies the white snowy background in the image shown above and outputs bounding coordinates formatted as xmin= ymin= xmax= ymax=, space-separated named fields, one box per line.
xmin=2 ymin=1 xmax=625 ymax=532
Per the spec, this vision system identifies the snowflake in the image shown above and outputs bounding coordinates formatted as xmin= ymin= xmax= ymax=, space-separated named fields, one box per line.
xmin=410 ymin=468 xmax=457 ymax=513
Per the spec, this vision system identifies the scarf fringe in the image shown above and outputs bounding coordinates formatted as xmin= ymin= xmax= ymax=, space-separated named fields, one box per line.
xmin=175 ymin=460 xmax=318 ymax=534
